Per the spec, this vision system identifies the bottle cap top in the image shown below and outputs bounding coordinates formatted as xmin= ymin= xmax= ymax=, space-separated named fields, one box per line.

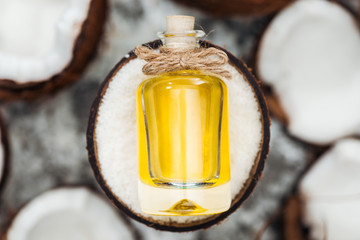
xmin=166 ymin=15 xmax=195 ymax=33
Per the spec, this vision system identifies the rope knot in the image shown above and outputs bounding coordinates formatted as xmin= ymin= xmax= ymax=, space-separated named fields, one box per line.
xmin=179 ymin=55 xmax=192 ymax=69
xmin=135 ymin=45 xmax=232 ymax=80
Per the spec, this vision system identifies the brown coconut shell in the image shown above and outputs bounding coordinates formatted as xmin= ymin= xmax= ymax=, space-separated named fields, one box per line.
xmin=0 ymin=186 xmax=141 ymax=240
xmin=261 ymin=85 xmax=289 ymax=126
xmin=172 ymin=0 xmax=292 ymax=16
xmin=0 ymin=0 xmax=107 ymax=101
xmin=87 ymin=40 xmax=270 ymax=231
xmin=282 ymin=194 xmax=307 ymax=240
xmin=0 ymin=113 xmax=10 ymax=197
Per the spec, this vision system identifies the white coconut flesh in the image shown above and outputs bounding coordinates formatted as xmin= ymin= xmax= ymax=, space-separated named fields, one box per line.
xmin=300 ymin=139 xmax=360 ymax=240
xmin=0 ymin=0 xmax=91 ymax=82
xmin=6 ymin=187 xmax=134 ymax=240
xmin=257 ymin=0 xmax=360 ymax=145
xmin=95 ymin=58 xmax=263 ymax=224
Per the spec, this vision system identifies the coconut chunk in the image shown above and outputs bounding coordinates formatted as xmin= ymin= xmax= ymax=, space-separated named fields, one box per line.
xmin=0 ymin=0 xmax=90 ymax=82
xmin=257 ymin=0 xmax=360 ymax=145
xmin=5 ymin=187 xmax=135 ymax=240
xmin=299 ymin=138 xmax=360 ymax=240
xmin=0 ymin=0 xmax=106 ymax=100
xmin=87 ymin=40 xmax=270 ymax=231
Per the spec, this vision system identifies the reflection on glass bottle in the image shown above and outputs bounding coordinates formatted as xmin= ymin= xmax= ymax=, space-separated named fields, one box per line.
xmin=137 ymin=16 xmax=231 ymax=216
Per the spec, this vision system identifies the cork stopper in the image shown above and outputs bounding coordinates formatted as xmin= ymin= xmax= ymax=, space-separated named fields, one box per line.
xmin=164 ymin=15 xmax=197 ymax=48
xmin=166 ymin=15 xmax=195 ymax=33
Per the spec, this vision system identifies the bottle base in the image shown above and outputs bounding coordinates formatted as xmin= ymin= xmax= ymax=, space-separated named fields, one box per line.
xmin=138 ymin=180 xmax=231 ymax=216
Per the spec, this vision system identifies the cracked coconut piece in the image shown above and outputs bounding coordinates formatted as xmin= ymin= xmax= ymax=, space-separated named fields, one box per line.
xmin=300 ymin=138 xmax=360 ymax=240
xmin=4 ymin=187 xmax=137 ymax=240
xmin=0 ymin=0 xmax=107 ymax=100
xmin=257 ymin=0 xmax=360 ymax=145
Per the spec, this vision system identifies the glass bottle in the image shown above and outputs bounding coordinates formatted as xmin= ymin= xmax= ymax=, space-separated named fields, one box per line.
xmin=137 ymin=16 xmax=231 ymax=216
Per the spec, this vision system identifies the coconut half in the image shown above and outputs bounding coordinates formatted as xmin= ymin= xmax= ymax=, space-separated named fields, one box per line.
xmin=0 ymin=0 xmax=107 ymax=100
xmin=257 ymin=0 xmax=360 ymax=145
xmin=3 ymin=187 xmax=137 ymax=240
xmin=0 ymin=113 xmax=9 ymax=195
xmin=87 ymin=40 xmax=270 ymax=231
xmin=172 ymin=0 xmax=292 ymax=16
xmin=282 ymin=138 xmax=360 ymax=240
xmin=299 ymin=138 xmax=360 ymax=240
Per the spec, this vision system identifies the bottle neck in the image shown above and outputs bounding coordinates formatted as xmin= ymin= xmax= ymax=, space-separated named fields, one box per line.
xmin=158 ymin=30 xmax=205 ymax=49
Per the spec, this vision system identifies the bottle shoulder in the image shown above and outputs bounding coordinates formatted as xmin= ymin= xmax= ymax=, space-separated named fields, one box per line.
xmin=139 ymin=70 xmax=227 ymax=90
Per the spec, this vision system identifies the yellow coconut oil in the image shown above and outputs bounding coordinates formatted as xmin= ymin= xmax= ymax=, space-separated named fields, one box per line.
xmin=136 ymin=16 xmax=231 ymax=216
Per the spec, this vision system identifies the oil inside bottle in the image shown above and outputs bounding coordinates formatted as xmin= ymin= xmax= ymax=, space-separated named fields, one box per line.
xmin=137 ymin=70 xmax=231 ymax=216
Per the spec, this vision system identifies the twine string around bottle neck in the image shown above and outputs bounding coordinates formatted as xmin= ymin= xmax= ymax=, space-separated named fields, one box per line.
xmin=135 ymin=46 xmax=232 ymax=80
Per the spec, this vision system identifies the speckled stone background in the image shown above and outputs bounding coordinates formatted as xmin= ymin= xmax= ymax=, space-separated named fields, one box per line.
xmin=0 ymin=0 xmax=358 ymax=239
